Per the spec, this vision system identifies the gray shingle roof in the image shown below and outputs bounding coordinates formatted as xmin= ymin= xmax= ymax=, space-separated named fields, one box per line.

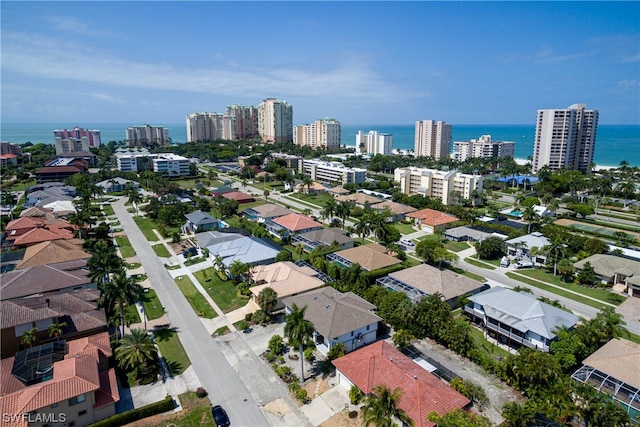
xmin=184 ymin=210 xmax=218 ymax=226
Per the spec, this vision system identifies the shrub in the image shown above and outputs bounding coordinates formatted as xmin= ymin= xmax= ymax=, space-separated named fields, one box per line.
xmin=349 ymin=410 xmax=358 ymax=419
xmin=295 ymin=388 xmax=308 ymax=402
xmin=327 ymin=343 xmax=346 ymax=360
xmin=349 ymin=385 xmax=363 ymax=405
xmin=268 ymin=335 xmax=285 ymax=355
xmin=195 ymin=387 xmax=208 ymax=398
xmin=252 ymin=310 xmax=269 ymax=325
xmin=288 ymin=380 xmax=301 ymax=393
xmin=244 ymin=313 xmax=253 ymax=322
xmin=90 ymin=395 xmax=174 ymax=427
xmin=264 ymin=350 xmax=276 ymax=363
xmin=236 ymin=320 xmax=249 ymax=331
xmin=304 ymin=347 xmax=316 ymax=362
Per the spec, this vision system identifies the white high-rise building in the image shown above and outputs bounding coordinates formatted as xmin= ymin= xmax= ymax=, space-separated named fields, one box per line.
xmin=186 ymin=112 xmax=236 ymax=142
xmin=355 ymin=130 xmax=393 ymax=155
xmin=293 ymin=117 xmax=341 ymax=151
xmin=532 ymin=104 xmax=598 ymax=174
xmin=452 ymin=135 xmax=515 ymax=162
xmin=414 ymin=120 xmax=451 ymax=160
xmin=125 ymin=124 xmax=170 ymax=147
xmin=301 ymin=159 xmax=366 ymax=185
xmin=53 ymin=127 xmax=101 ymax=155
xmin=258 ymin=98 xmax=293 ymax=143
xmin=394 ymin=166 xmax=483 ymax=206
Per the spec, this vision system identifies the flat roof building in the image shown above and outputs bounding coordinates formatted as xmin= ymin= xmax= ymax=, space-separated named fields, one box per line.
xmin=394 ymin=166 xmax=483 ymax=206
xmin=301 ymin=159 xmax=366 ymax=185
xmin=452 ymin=135 xmax=515 ymax=162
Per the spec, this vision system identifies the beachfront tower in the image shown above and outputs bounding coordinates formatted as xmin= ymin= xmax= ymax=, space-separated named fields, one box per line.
xmin=532 ymin=104 xmax=598 ymax=174
xmin=414 ymin=120 xmax=451 ymax=160
xmin=258 ymin=98 xmax=293 ymax=144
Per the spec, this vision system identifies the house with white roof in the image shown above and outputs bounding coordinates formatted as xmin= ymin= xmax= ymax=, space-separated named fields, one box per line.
xmin=465 ymin=286 xmax=579 ymax=352
xmin=200 ymin=232 xmax=281 ymax=270
xmin=505 ymin=231 xmax=550 ymax=258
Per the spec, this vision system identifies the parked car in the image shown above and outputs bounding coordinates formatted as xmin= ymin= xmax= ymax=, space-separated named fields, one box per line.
xmin=182 ymin=247 xmax=197 ymax=258
xmin=515 ymin=260 xmax=534 ymax=269
xmin=212 ymin=405 xmax=230 ymax=427
xmin=500 ymin=257 xmax=510 ymax=268
xmin=400 ymin=239 xmax=415 ymax=247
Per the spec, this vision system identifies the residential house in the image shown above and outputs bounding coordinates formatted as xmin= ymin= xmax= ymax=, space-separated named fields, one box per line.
xmin=35 ymin=158 xmax=88 ymax=183
xmin=369 ymin=200 xmax=417 ymax=222
xmin=294 ymin=181 xmax=326 ymax=195
xmin=335 ymin=193 xmax=382 ymax=209
xmin=377 ymin=264 xmax=490 ymax=306
xmin=242 ymin=203 xmax=294 ymax=223
xmin=406 ymin=209 xmax=459 ymax=234
xmin=2 ymin=217 xmax=76 ymax=251
xmin=266 ymin=213 xmax=323 ymax=238
xmin=201 ymin=232 xmax=281 ymax=270
xmin=181 ymin=210 xmax=220 ymax=234
xmin=574 ymin=254 xmax=640 ymax=293
xmin=249 ymin=261 xmax=327 ymax=310
xmin=96 ymin=177 xmax=140 ymax=193
xmin=1 ymin=289 xmax=107 ymax=358
xmin=282 ymin=286 xmax=381 ymax=354
xmin=327 ymin=186 xmax=350 ymax=198
xmin=210 ymin=186 xmax=236 ymax=197
xmin=291 ymin=227 xmax=355 ymax=252
xmin=0 ymin=332 xmax=120 ymax=427
xmin=444 ymin=226 xmax=507 ymax=242
xmin=465 ymin=286 xmax=580 ymax=352
xmin=15 ymin=240 xmax=90 ymax=270
xmin=221 ymin=191 xmax=255 ymax=204
xmin=505 ymin=232 xmax=550 ymax=259
xmin=332 ymin=341 xmax=471 ymax=427
xmin=0 ymin=153 xmax=18 ymax=169
xmin=1 ymin=260 xmax=95 ymax=301
xmin=571 ymin=338 xmax=640 ymax=423
xmin=326 ymin=243 xmax=402 ymax=272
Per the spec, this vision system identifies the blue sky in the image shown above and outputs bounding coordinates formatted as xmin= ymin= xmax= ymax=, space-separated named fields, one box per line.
xmin=2 ymin=1 xmax=639 ymax=125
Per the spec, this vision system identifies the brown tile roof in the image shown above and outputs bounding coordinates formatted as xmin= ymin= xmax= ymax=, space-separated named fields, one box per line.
xmin=250 ymin=261 xmax=325 ymax=299
xmin=249 ymin=203 xmax=294 ymax=219
xmin=582 ymin=338 xmax=640 ymax=389
xmin=11 ymin=226 xmax=75 ymax=247
xmin=66 ymin=332 xmax=112 ymax=359
xmin=272 ymin=213 xmax=323 ymax=232
xmin=294 ymin=182 xmax=326 ymax=192
xmin=370 ymin=200 xmax=418 ymax=216
xmin=282 ymin=286 xmax=381 ymax=340
xmin=94 ymin=369 xmax=120 ymax=408
xmin=16 ymin=240 xmax=90 ymax=269
xmin=0 ymin=261 xmax=91 ymax=300
xmin=387 ymin=264 xmax=486 ymax=301
xmin=332 ymin=341 xmax=470 ymax=427
xmin=19 ymin=207 xmax=52 ymax=218
xmin=332 ymin=244 xmax=402 ymax=271
xmin=328 ymin=186 xmax=350 ymax=195
xmin=297 ymin=227 xmax=354 ymax=246
xmin=335 ymin=193 xmax=383 ymax=205
xmin=36 ymin=165 xmax=83 ymax=174
xmin=221 ymin=191 xmax=255 ymax=202
xmin=407 ymin=209 xmax=459 ymax=226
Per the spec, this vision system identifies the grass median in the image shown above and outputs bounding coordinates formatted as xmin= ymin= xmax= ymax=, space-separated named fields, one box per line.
xmin=154 ymin=329 xmax=191 ymax=376
xmin=115 ymin=236 xmax=136 ymax=258
xmin=193 ymin=267 xmax=249 ymax=313
xmin=152 ymin=243 xmax=171 ymax=257
xmin=141 ymin=288 xmax=165 ymax=320
xmin=464 ymin=257 xmax=497 ymax=270
xmin=173 ymin=275 xmax=218 ymax=318
xmin=133 ymin=216 xmax=160 ymax=241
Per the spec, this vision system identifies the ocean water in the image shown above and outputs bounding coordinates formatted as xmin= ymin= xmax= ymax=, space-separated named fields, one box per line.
xmin=1 ymin=123 xmax=638 ymax=168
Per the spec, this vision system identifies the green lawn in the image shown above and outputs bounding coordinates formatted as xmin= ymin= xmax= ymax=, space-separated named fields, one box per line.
xmin=193 ymin=267 xmax=248 ymax=313
xmin=157 ymin=392 xmax=215 ymax=426
xmin=288 ymin=192 xmax=333 ymax=207
xmin=464 ymin=257 xmax=497 ymax=270
xmin=448 ymin=266 xmax=486 ymax=283
xmin=141 ymin=288 xmax=165 ymax=320
xmin=505 ymin=272 xmax=613 ymax=310
xmin=184 ymin=256 xmax=207 ymax=266
xmin=236 ymin=199 xmax=267 ymax=214
xmin=392 ymin=222 xmax=416 ymax=235
xmin=152 ymin=243 xmax=172 ymax=257
xmin=115 ymin=236 xmax=136 ymax=258
xmin=284 ymin=245 xmax=306 ymax=261
xmin=124 ymin=303 xmax=141 ymax=324
xmin=154 ymin=329 xmax=191 ymax=376
xmin=467 ymin=322 xmax=512 ymax=361
xmin=102 ymin=204 xmax=115 ymax=216
xmin=127 ymin=262 xmax=141 ymax=270
xmin=173 ymin=276 xmax=218 ymax=318
xmin=133 ymin=216 xmax=160 ymax=241
xmin=513 ymin=268 xmax=619 ymax=305
xmin=444 ymin=240 xmax=471 ymax=252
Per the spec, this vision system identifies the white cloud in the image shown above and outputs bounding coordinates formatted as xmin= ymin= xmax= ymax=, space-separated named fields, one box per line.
xmin=90 ymin=92 xmax=125 ymax=103
xmin=44 ymin=16 xmax=117 ymax=38
xmin=622 ymin=53 xmax=640 ymax=63
xmin=612 ymin=79 xmax=639 ymax=92
xmin=2 ymin=31 xmax=420 ymax=103
xmin=530 ymin=48 xmax=588 ymax=65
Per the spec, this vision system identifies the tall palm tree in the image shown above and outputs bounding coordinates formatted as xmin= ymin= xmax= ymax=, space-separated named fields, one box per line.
xmin=521 ymin=205 xmax=540 ymax=234
xmin=335 ymin=201 xmax=352 ymax=229
xmin=100 ymin=270 xmax=143 ymax=339
xmin=322 ymin=198 xmax=337 ymax=223
xmin=115 ymin=328 xmax=157 ymax=374
xmin=302 ymin=177 xmax=313 ymax=194
xmin=87 ymin=241 xmax=124 ymax=287
xmin=362 ymin=384 xmax=414 ymax=427
xmin=502 ymin=401 xmax=535 ymax=427
xmin=126 ymin=185 xmax=143 ymax=217
xmin=619 ymin=180 xmax=636 ymax=208
xmin=284 ymin=303 xmax=314 ymax=382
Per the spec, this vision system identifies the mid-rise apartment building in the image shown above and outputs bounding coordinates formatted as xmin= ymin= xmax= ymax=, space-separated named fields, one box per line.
xmin=0 ymin=142 xmax=22 ymax=156
xmin=452 ymin=135 xmax=515 ymax=162
xmin=394 ymin=166 xmax=483 ymax=205
xmin=414 ymin=120 xmax=451 ymax=160
xmin=186 ymin=112 xmax=236 ymax=142
xmin=301 ymin=159 xmax=366 ymax=185
xmin=293 ymin=117 xmax=341 ymax=151
xmin=532 ymin=103 xmax=598 ymax=174
xmin=227 ymin=104 xmax=259 ymax=139
xmin=258 ymin=98 xmax=293 ymax=143
xmin=355 ymin=130 xmax=393 ymax=155
xmin=115 ymin=149 xmax=191 ymax=176
xmin=268 ymin=152 xmax=304 ymax=170
xmin=53 ymin=127 xmax=101 ymax=155
xmin=125 ymin=124 xmax=170 ymax=147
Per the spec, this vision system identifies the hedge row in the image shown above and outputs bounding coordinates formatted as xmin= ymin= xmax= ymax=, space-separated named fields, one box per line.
xmin=89 ymin=395 xmax=174 ymax=427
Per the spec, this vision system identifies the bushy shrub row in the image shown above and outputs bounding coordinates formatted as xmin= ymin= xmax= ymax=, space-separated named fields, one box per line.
xmin=90 ymin=395 xmax=174 ymax=427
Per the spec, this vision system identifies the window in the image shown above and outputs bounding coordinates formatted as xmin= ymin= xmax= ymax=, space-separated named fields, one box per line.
xmin=51 ymin=403 xmax=58 ymax=408
xmin=78 ymin=410 xmax=87 ymax=417
xmin=69 ymin=394 xmax=86 ymax=406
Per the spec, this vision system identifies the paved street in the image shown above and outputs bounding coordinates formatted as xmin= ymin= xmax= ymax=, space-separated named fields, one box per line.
xmin=112 ymin=198 xmax=271 ymax=427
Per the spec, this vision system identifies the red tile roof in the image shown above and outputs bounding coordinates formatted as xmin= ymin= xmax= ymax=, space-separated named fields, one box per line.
xmin=5 ymin=217 xmax=47 ymax=232
xmin=332 ymin=341 xmax=470 ymax=427
xmin=36 ymin=166 xmax=83 ymax=174
xmin=407 ymin=209 xmax=459 ymax=226
xmin=272 ymin=213 xmax=323 ymax=232
xmin=12 ymin=226 xmax=74 ymax=246
xmin=221 ymin=191 xmax=255 ymax=203
xmin=0 ymin=153 xmax=18 ymax=159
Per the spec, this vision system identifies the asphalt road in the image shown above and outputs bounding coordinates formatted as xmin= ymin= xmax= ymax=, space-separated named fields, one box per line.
xmin=113 ymin=198 xmax=269 ymax=427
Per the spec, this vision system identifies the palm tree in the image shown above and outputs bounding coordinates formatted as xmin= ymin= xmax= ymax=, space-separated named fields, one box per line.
xmin=362 ymin=384 xmax=414 ymax=427
xmin=521 ymin=205 xmax=540 ymax=234
xmin=284 ymin=303 xmax=314 ymax=382
xmin=48 ymin=322 xmax=68 ymax=340
xmin=618 ymin=180 xmax=636 ymax=208
xmin=294 ymin=243 xmax=305 ymax=260
xmin=115 ymin=328 xmax=157 ymax=375
xmin=322 ymin=198 xmax=337 ymax=223
xmin=302 ymin=176 xmax=313 ymax=194
xmin=100 ymin=270 xmax=143 ymax=339
xmin=87 ymin=241 xmax=124 ymax=287
xmin=126 ymin=184 xmax=143 ymax=217
xmin=335 ymin=201 xmax=352 ymax=229
xmin=21 ymin=327 xmax=38 ymax=348
xmin=502 ymin=401 xmax=535 ymax=427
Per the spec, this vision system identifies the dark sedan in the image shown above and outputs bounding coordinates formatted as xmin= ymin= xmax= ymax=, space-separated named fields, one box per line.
xmin=212 ymin=405 xmax=230 ymax=427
